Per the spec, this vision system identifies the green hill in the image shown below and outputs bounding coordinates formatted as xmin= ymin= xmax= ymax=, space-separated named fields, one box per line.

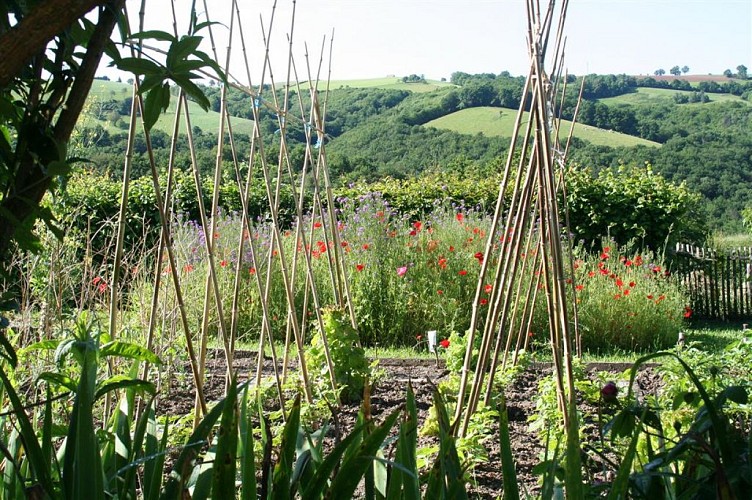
xmin=425 ymin=107 xmax=661 ymax=148
xmin=83 ymin=79 xmax=256 ymax=135
xmin=298 ymin=77 xmax=454 ymax=93
xmin=598 ymin=87 xmax=749 ymax=106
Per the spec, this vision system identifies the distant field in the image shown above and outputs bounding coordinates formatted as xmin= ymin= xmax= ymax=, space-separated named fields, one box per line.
xmin=599 ymin=87 xmax=749 ymax=106
xmin=297 ymin=77 xmax=455 ymax=93
xmin=425 ymin=107 xmax=661 ymax=148
xmin=84 ymin=80 xmax=256 ymax=135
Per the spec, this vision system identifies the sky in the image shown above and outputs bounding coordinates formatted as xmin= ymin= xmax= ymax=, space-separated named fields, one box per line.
xmin=105 ymin=0 xmax=752 ymax=83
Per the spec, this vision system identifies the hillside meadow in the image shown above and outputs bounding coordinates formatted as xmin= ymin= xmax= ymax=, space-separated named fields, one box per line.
xmin=598 ymin=86 xmax=751 ymax=106
xmin=424 ymin=106 xmax=661 ymax=148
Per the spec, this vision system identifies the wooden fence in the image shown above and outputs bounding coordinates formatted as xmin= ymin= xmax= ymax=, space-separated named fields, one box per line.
xmin=672 ymin=243 xmax=752 ymax=320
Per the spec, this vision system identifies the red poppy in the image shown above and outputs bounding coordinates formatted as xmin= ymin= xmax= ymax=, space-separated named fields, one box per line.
xmin=629 ymin=281 xmax=636 ymax=287
xmin=456 ymin=213 xmax=464 ymax=222
xmin=397 ymin=266 xmax=408 ymax=277
xmin=356 ymin=263 xmax=365 ymax=272
xmin=623 ymin=289 xmax=631 ymax=296
xmin=362 ymin=243 xmax=370 ymax=250
xmin=416 ymin=334 xmax=423 ymax=341
xmin=376 ymin=210 xmax=384 ymax=218
xmin=437 ymin=289 xmax=444 ymax=295
xmin=615 ymin=278 xmax=624 ymax=288
xmin=92 ymin=276 xmax=102 ymax=285
xmin=413 ymin=221 xmax=422 ymax=231
xmin=438 ymin=258 xmax=448 ymax=269
xmin=340 ymin=241 xmax=349 ymax=248
xmin=484 ymin=283 xmax=493 ymax=294
xmin=183 ymin=264 xmax=194 ymax=273
xmin=480 ymin=298 xmax=488 ymax=306
xmin=474 ymin=252 xmax=484 ymax=263
xmin=624 ymin=259 xmax=633 ymax=266
xmin=249 ymin=267 xmax=256 ymax=275
xmin=600 ymin=252 xmax=609 ymax=260
xmin=588 ymin=271 xmax=596 ymax=278
xmin=646 ymin=294 xmax=654 ymax=300
xmin=449 ymin=246 xmax=455 ymax=252
xmin=683 ymin=306 xmax=692 ymax=318
xmin=220 ymin=260 xmax=228 ymax=267
xmin=575 ymin=284 xmax=584 ymax=291
xmin=409 ymin=230 xmax=417 ymax=236
xmin=603 ymin=246 xmax=611 ymax=252
xmin=314 ymin=221 xmax=322 ymax=228
xmin=439 ymin=339 xmax=450 ymax=349
xmin=458 ymin=269 xmax=468 ymax=276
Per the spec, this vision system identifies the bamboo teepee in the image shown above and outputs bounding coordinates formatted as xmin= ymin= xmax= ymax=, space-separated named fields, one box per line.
xmin=453 ymin=0 xmax=584 ymax=459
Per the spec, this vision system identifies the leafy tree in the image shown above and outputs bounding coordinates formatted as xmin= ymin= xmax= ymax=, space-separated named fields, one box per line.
xmin=0 ymin=1 xmax=221 ymax=260
xmin=670 ymin=66 xmax=682 ymax=76
xmin=724 ymin=69 xmax=734 ymax=78
xmin=655 ymin=68 xmax=666 ymax=76
xmin=681 ymin=65 xmax=690 ymax=74
xmin=737 ymin=65 xmax=748 ymax=79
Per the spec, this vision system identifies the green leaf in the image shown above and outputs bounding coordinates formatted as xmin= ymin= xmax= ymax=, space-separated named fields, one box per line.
xmin=498 ymin=393 xmax=520 ymax=500
xmin=167 ymin=36 xmax=203 ymax=68
xmin=606 ymin=411 xmax=644 ymax=500
xmin=142 ymin=83 xmax=171 ymax=132
xmin=327 ymin=408 xmax=401 ymax=499
xmin=114 ymin=57 xmax=163 ymax=76
xmin=63 ymin=353 xmax=105 ymax=500
xmin=240 ymin=387 xmax=256 ymax=500
xmin=100 ymin=341 xmax=161 ymax=364
xmin=387 ymin=383 xmax=419 ymax=500
xmin=94 ymin=376 xmax=155 ymax=401
xmin=211 ymin=375 xmax=239 ymax=499
xmin=0 ymin=328 xmax=17 ymax=367
xmin=37 ymin=372 xmax=77 ymax=393
xmin=128 ymin=30 xmax=176 ymax=43
xmin=144 ymin=408 xmax=169 ymax=500
xmin=271 ymin=393 xmax=301 ymax=499
xmin=171 ymin=75 xmax=211 ymax=111
xmin=160 ymin=395 xmax=228 ymax=498
xmin=301 ymin=424 xmax=365 ymax=498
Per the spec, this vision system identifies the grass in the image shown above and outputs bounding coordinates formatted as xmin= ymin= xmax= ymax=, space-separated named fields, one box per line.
xmin=83 ymin=79 xmax=256 ymax=135
xmin=708 ymin=232 xmax=752 ymax=251
xmin=424 ymin=106 xmax=661 ymax=148
xmin=598 ymin=87 xmax=750 ymax=106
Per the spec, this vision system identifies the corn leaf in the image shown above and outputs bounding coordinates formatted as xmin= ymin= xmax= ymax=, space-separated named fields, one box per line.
xmin=239 ymin=387 xmax=256 ymax=500
xmin=498 ymin=393 xmax=520 ymax=500
xmin=327 ymin=408 xmax=401 ymax=499
xmin=211 ymin=375 xmax=239 ymax=499
xmin=271 ymin=394 xmax=301 ymax=499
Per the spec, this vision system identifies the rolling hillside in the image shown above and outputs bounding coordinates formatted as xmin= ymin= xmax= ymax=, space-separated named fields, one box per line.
xmin=297 ymin=77 xmax=454 ymax=93
xmin=84 ymin=80 xmax=256 ymax=135
xmin=598 ymin=87 xmax=749 ymax=106
xmin=424 ymin=107 xmax=661 ymax=148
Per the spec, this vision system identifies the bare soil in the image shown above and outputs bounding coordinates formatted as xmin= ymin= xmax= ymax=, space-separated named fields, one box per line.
xmin=158 ymin=351 xmax=661 ymax=498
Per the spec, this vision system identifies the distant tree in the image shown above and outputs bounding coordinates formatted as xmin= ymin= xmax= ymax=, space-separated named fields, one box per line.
xmin=440 ymin=77 xmax=446 ymax=82
xmin=670 ymin=66 xmax=681 ymax=76
xmin=724 ymin=69 xmax=733 ymax=78
xmin=681 ymin=65 xmax=690 ymax=74
xmin=655 ymin=68 xmax=666 ymax=76
xmin=737 ymin=65 xmax=748 ymax=79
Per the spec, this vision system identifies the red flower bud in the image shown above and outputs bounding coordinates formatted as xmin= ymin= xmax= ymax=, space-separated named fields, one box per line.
xmin=601 ymin=381 xmax=619 ymax=403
